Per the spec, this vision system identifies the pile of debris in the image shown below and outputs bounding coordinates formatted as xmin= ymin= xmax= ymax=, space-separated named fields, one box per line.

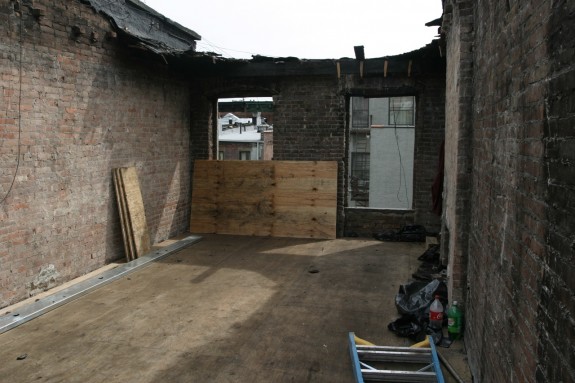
xmin=373 ymin=226 xmax=449 ymax=345
xmin=412 ymin=243 xmax=445 ymax=281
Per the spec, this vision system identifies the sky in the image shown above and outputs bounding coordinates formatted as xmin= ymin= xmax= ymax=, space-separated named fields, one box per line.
xmin=141 ymin=0 xmax=443 ymax=60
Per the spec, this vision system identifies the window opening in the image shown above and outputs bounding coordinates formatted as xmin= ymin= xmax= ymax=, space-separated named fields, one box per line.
xmin=348 ymin=96 xmax=415 ymax=209
xmin=389 ymin=96 xmax=415 ymax=126
xmin=217 ymin=97 xmax=274 ymax=161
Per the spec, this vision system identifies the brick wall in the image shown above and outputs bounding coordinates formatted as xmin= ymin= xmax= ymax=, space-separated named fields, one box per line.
xmin=190 ymin=65 xmax=445 ymax=238
xmin=441 ymin=0 xmax=474 ymax=304
xmin=273 ymin=76 xmax=346 ymax=162
xmin=189 ymin=92 xmax=215 ymax=161
xmin=219 ymin=142 xmax=256 ymax=160
xmin=444 ymin=0 xmax=575 ymax=381
xmin=412 ymin=77 xmax=445 ymax=232
xmin=344 ymin=208 xmax=414 ymax=237
xmin=539 ymin=1 xmax=575 ymax=381
xmin=272 ymin=76 xmax=347 ymax=234
xmin=0 ymin=0 xmax=192 ymax=307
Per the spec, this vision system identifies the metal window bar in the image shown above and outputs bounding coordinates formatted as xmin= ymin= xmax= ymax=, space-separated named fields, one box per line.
xmin=350 ymin=152 xmax=370 ymax=206
xmin=352 ymin=97 xmax=370 ymax=129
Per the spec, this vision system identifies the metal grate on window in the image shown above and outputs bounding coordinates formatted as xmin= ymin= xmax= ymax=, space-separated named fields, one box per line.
xmin=389 ymin=96 xmax=415 ymax=126
xmin=351 ymin=97 xmax=370 ymax=129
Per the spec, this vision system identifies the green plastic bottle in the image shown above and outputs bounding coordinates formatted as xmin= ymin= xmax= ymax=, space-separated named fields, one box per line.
xmin=447 ymin=301 xmax=463 ymax=340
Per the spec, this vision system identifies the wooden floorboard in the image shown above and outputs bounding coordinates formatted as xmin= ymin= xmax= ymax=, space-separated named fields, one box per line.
xmin=0 ymin=235 xmax=426 ymax=383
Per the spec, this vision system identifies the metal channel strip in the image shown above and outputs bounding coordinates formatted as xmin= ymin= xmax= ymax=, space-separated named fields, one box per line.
xmin=0 ymin=235 xmax=202 ymax=334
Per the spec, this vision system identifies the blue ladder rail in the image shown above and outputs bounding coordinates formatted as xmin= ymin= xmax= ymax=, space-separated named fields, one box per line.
xmin=348 ymin=332 xmax=445 ymax=383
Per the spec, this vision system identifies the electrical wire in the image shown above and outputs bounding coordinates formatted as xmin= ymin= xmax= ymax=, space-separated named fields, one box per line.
xmin=196 ymin=39 xmax=256 ymax=58
xmin=1 ymin=5 xmax=23 ymax=205
xmin=391 ymin=100 xmax=411 ymax=208
xmin=197 ymin=37 xmax=275 ymax=58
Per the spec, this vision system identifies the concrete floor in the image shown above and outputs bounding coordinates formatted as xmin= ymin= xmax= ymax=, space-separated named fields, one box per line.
xmin=0 ymin=234 xmax=471 ymax=382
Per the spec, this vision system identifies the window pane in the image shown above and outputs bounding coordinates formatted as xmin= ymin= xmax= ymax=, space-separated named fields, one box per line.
xmin=350 ymin=152 xmax=370 ymax=205
xmin=351 ymin=97 xmax=370 ymax=129
xmin=389 ymin=96 xmax=415 ymax=126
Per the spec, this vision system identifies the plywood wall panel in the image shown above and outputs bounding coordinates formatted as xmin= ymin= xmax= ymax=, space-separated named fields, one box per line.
xmin=190 ymin=160 xmax=337 ymax=239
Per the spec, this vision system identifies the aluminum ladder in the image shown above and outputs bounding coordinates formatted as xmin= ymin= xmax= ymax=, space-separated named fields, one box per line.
xmin=348 ymin=332 xmax=445 ymax=383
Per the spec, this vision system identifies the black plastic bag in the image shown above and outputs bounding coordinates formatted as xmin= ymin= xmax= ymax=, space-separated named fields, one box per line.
xmin=394 ymin=279 xmax=447 ymax=322
xmin=387 ymin=314 xmax=423 ymax=340
xmin=388 ymin=314 xmax=447 ymax=344
xmin=373 ymin=225 xmax=427 ymax=242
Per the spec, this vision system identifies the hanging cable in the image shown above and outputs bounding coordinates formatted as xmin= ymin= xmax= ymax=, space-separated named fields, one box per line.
xmin=391 ymin=99 xmax=410 ymax=207
xmin=200 ymin=37 xmax=263 ymax=58
xmin=1 ymin=4 xmax=23 ymax=205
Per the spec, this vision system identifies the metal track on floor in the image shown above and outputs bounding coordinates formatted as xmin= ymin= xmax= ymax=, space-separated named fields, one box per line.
xmin=0 ymin=235 xmax=202 ymax=334
xmin=348 ymin=332 xmax=445 ymax=383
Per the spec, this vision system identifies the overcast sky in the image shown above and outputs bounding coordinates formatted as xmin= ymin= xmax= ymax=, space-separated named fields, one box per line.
xmin=141 ymin=0 xmax=443 ymax=60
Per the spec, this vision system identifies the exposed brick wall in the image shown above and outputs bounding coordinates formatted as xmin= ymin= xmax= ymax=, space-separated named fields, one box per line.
xmin=0 ymin=0 xmax=192 ymax=307
xmin=412 ymin=77 xmax=445 ymax=232
xmin=539 ymin=2 xmax=575 ymax=381
xmin=344 ymin=208 xmax=414 ymax=237
xmin=190 ymin=68 xmax=445 ymax=238
xmin=189 ymin=92 xmax=215 ymax=161
xmin=272 ymin=76 xmax=347 ymax=235
xmin=444 ymin=0 xmax=575 ymax=381
xmin=441 ymin=0 xmax=474 ymax=304
xmin=273 ymin=76 xmax=346 ymax=162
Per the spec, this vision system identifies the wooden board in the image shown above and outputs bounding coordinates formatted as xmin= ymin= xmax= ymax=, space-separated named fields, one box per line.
xmin=113 ymin=167 xmax=151 ymax=259
xmin=113 ymin=168 xmax=134 ymax=261
xmin=120 ymin=167 xmax=152 ymax=258
xmin=190 ymin=160 xmax=338 ymax=239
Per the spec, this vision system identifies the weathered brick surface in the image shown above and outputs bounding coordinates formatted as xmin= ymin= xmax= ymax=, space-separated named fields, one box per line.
xmin=412 ymin=77 xmax=445 ymax=232
xmin=442 ymin=0 xmax=475 ymax=304
xmin=190 ymin=66 xmax=445 ymax=238
xmin=344 ymin=208 xmax=414 ymax=237
xmin=444 ymin=0 xmax=575 ymax=381
xmin=0 ymin=1 xmax=191 ymax=307
xmin=272 ymin=76 xmax=347 ymax=235
xmin=273 ymin=76 xmax=346 ymax=162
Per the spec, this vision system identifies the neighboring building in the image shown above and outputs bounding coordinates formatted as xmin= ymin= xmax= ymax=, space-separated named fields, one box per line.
xmin=218 ymin=112 xmax=252 ymax=128
xmin=218 ymin=113 xmax=273 ymax=160
xmin=262 ymin=130 xmax=274 ymax=160
xmin=217 ymin=111 xmax=273 ymax=160
xmin=219 ymin=100 xmax=274 ymax=126
xmin=348 ymin=96 xmax=416 ymax=209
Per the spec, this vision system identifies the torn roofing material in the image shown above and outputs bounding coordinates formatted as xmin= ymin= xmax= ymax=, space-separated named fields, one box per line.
xmin=82 ymin=0 xmax=201 ymax=55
